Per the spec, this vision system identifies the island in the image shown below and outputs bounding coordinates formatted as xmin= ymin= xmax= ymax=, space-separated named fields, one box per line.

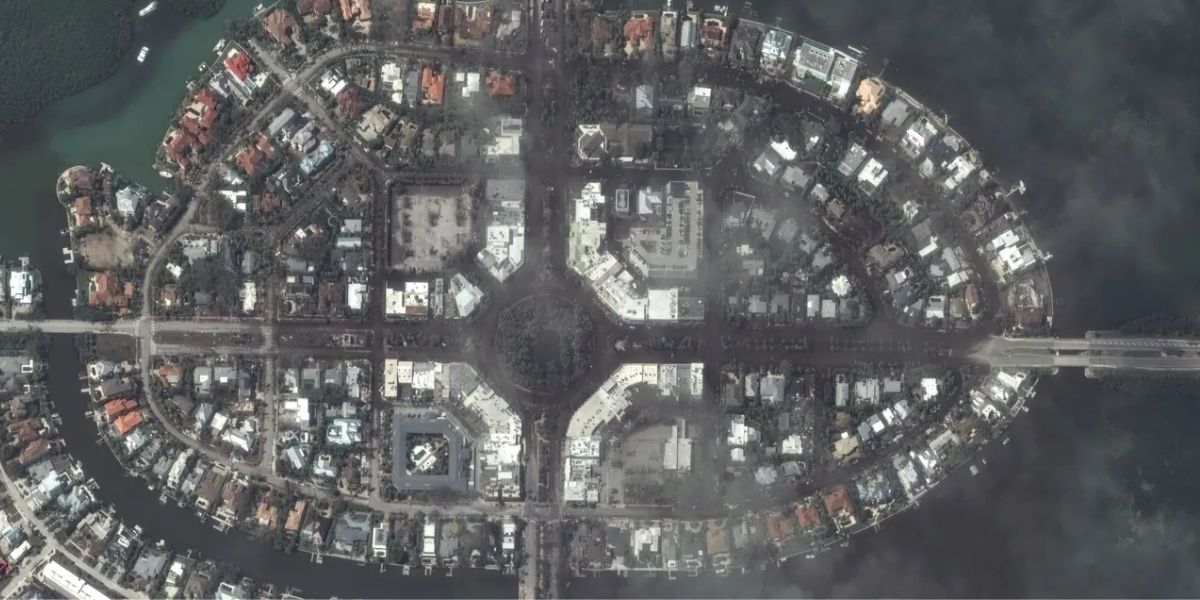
xmin=1 ymin=1 xmax=1100 ymax=599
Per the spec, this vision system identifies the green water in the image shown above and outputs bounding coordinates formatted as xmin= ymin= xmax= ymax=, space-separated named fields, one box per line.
xmin=0 ymin=0 xmax=257 ymax=257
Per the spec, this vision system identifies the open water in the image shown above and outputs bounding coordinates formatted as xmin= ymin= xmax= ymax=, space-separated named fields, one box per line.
xmin=5 ymin=0 xmax=1200 ymax=596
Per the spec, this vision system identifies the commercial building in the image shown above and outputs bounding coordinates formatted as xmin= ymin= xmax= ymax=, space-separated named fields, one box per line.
xmin=563 ymin=363 xmax=704 ymax=504
xmin=567 ymin=183 xmax=704 ymax=323
xmin=382 ymin=360 xmax=523 ymax=501
xmin=476 ymin=179 xmax=526 ymax=281
xmin=624 ymin=181 xmax=704 ymax=279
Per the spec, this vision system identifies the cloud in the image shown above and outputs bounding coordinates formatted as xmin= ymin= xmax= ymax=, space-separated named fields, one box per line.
xmin=764 ymin=0 xmax=1200 ymax=328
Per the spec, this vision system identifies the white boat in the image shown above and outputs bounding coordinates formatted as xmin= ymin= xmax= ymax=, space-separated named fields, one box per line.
xmin=138 ymin=1 xmax=157 ymax=17
xmin=213 ymin=39 xmax=227 ymax=54
xmin=158 ymin=170 xmax=174 ymax=179
xmin=137 ymin=46 xmax=150 ymax=63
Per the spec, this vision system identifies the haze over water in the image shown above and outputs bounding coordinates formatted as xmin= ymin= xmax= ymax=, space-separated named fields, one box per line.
xmin=3 ymin=0 xmax=1200 ymax=596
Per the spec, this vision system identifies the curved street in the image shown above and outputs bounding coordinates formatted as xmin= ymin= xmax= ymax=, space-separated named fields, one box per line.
xmin=9 ymin=7 xmax=1185 ymax=599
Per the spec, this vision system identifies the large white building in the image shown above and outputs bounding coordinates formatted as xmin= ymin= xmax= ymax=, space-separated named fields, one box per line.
xmin=563 ymin=363 xmax=704 ymax=503
xmin=790 ymin=40 xmax=860 ymax=102
xmin=567 ymin=182 xmax=702 ymax=323
xmin=382 ymin=359 xmax=523 ymax=500
xmin=476 ymin=179 xmax=526 ymax=281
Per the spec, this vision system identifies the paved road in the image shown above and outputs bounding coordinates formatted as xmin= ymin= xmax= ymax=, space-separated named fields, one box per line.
xmin=0 ymin=543 xmax=51 ymax=597
xmin=970 ymin=334 xmax=1200 ymax=370
xmin=0 ymin=317 xmax=268 ymax=338
xmin=0 ymin=466 xmax=140 ymax=598
xmin=978 ymin=351 xmax=1200 ymax=371
xmin=33 ymin=25 xmax=1200 ymax=600
xmin=0 ymin=319 xmax=136 ymax=335
xmin=980 ymin=334 xmax=1200 ymax=352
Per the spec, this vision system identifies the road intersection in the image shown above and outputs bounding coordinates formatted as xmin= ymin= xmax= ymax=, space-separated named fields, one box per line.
xmin=8 ymin=9 xmax=1196 ymax=599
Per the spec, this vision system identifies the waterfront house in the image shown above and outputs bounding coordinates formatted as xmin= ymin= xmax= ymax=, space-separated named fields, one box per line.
xmin=299 ymin=512 xmax=330 ymax=551
xmin=215 ymin=579 xmax=251 ymax=600
xmin=87 ymin=271 xmax=133 ymax=311
xmin=214 ymin=478 xmax=250 ymax=527
xmin=253 ymin=491 xmax=278 ymax=529
xmin=97 ymin=376 xmax=134 ymax=400
xmin=113 ymin=410 xmax=144 ymax=436
xmin=261 ymin=8 xmax=301 ymax=47
xmin=162 ymin=88 xmax=221 ymax=174
xmin=822 ymin=485 xmax=858 ymax=532
xmin=129 ymin=546 xmax=170 ymax=591
xmin=72 ymin=197 xmax=96 ymax=228
xmin=284 ymin=499 xmax=307 ymax=539
xmin=371 ymin=523 xmax=389 ymax=559
xmin=329 ymin=510 xmax=372 ymax=558
xmin=17 ymin=439 xmax=52 ymax=468
xmin=297 ymin=0 xmax=334 ymax=27
xmin=194 ymin=469 xmax=228 ymax=513
xmin=183 ymin=562 xmax=217 ymax=599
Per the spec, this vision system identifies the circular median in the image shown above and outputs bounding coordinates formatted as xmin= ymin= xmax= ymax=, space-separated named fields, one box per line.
xmin=494 ymin=294 xmax=596 ymax=395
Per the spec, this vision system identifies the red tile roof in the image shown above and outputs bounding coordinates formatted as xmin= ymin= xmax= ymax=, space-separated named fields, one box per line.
xmin=623 ymin=13 xmax=655 ymax=52
xmin=69 ymin=168 xmax=95 ymax=192
xmin=700 ymin=18 xmax=727 ymax=47
xmin=262 ymin=8 xmax=300 ymax=46
xmin=437 ymin=5 xmax=454 ymax=33
xmin=235 ymin=135 xmax=274 ymax=176
xmin=765 ymin=513 xmax=794 ymax=542
xmin=157 ymin=363 xmax=184 ymax=386
xmin=89 ymin=271 xmax=132 ymax=308
xmin=114 ymin=411 xmax=144 ymax=436
xmin=823 ymin=485 xmax=854 ymax=517
xmin=224 ymin=50 xmax=255 ymax=81
xmin=103 ymin=398 xmax=139 ymax=419
xmin=296 ymin=0 xmax=334 ymax=17
xmin=420 ymin=67 xmax=445 ymax=105
xmin=336 ymin=86 xmax=361 ymax=119
xmin=18 ymin=439 xmax=51 ymax=466
xmin=590 ymin=15 xmax=615 ymax=48
xmin=339 ymin=0 xmax=371 ymax=21
xmin=235 ymin=146 xmax=264 ymax=175
xmin=412 ymin=2 xmax=436 ymax=30
xmin=164 ymin=87 xmax=222 ymax=172
xmin=454 ymin=3 xmax=493 ymax=39
xmin=74 ymin=197 xmax=93 ymax=221
xmin=8 ymin=420 xmax=40 ymax=445
xmin=794 ymin=502 xmax=823 ymax=529
xmin=255 ymin=192 xmax=284 ymax=214
xmin=486 ymin=71 xmax=516 ymax=96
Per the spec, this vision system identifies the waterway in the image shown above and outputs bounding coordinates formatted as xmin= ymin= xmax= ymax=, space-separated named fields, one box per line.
xmin=1 ymin=2 xmax=506 ymax=595
xmin=568 ymin=1 xmax=1200 ymax=596
xmin=47 ymin=334 xmax=515 ymax=599
xmin=0 ymin=0 xmax=264 ymax=318
xmin=6 ymin=0 xmax=1200 ymax=597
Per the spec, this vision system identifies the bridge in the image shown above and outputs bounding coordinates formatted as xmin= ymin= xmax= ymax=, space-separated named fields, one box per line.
xmin=0 ymin=318 xmax=266 ymax=336
xmin=9 ymin=319 xmax=1200 ymax=372
xmin=971 ymin=333 xmax=1200 ymax=371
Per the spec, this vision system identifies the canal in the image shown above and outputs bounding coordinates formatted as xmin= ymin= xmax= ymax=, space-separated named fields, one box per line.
xmin=47 ymin=333 xmax=516 ymax=598
xmin=8 ymin=0 xmax=1200 ymax=596
xmin=9 ymin=4 xmax=508 ymax=594
xmin=0 ymin=0 xmax=267 ymax=319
